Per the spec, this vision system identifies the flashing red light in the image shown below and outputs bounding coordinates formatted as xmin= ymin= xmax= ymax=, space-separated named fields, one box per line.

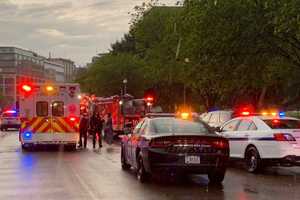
xmin=145 ymin=96 xmax=154 ymax=102
xmin=241 ymin=111 xmax=250 ymax=116
xmin=21 ymin=84 xmax=32 ymax=92
xmin=273 ymin=119 xmax=280 ymax=124
xmin=70 ymin=117 xmax=76 ymax=122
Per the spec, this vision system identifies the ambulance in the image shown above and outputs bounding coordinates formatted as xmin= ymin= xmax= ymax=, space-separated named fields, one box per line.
xmin=19 ymin=83 xmax=81 ymax=151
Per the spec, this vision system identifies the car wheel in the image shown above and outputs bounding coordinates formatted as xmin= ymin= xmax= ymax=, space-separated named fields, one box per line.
xmin=208 ymin=169 xmax=226 ymax=184
xmin=65 ymin=144 xmax=76 ymax=151
xmin=22 ymin=144 xmax=33 ymax=152
xmin=21 ymin=144 xmax=27 ymax=151
xmin=121 ymin=147 xmax=130 ymax=170
xmin=136 ymin=154 xmax=149 ymax=183
xmin=245 ymin=146 xmax=263 ymax=173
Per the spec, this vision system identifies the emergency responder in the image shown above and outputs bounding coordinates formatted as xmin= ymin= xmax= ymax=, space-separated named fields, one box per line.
xmin=105 ymin=113 xmax=113 ymax=145
xmin=78 ymin=112 xmax=89 ymax=149
xmin=90 ymin=111 xmax=104 ymax=149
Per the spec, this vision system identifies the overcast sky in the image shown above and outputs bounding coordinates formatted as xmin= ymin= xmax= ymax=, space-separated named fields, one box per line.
xmin=0 ymin=0 xmax=180 ymax=66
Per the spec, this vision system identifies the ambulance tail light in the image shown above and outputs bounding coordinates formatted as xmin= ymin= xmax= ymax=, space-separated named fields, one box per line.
xmin=70 ymin=117 xmax=76 ymax=122
xmin=274 ymin=133 xmax=296 ymax=142
xmin=68 ymin=116 xmax=79 ymax=123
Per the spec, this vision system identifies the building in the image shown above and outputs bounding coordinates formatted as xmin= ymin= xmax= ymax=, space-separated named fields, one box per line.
xmin=0 ymin=47 xmax=51 ymax=109
xmin=44 ymin=60 xmax=65 ymax=82
xmin=48 ymin=58 xmax=76 ymax=82
xmin=0 ymin=47 xmax=77 ymax=109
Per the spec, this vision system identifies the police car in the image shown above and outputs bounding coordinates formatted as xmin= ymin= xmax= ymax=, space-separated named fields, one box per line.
xmin=217 ymin=112 xmax=300 ymax=173
xmin=0 ymin=110 xmax=21 ymax=131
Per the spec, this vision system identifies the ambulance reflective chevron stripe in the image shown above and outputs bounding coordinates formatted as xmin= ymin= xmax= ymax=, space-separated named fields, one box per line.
xmin=52 ymin=117 xmax=79 ymax=133
xmin=21 ymin=117 xmax=79 ymax=133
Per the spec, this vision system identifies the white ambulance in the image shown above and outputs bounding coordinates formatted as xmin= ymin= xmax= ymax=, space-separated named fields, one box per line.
xmin=19 ymin=83 xmax=80 ymax=151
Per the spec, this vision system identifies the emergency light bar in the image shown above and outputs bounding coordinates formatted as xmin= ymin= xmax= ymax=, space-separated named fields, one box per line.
xmin=4 ymin=110 xmax=17 ymax=114
xmin=21 ymin=84 xmax=32 ymax=92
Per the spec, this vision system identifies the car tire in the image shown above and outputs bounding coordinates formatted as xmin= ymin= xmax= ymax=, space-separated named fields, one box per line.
xmin=245 ymin=146 xmax=263 ymax=173
xmin=22 ymin=144 xmax=33 ymax=152
xmin=136 ymin=154 xmax=149 ymax=183
xmin=121 ymin=147 xmax=130 ymax=170
xmin=65 ymin=144 xmax=77 ymax=151
xmin=208 ymin=169 xmax=226 ymax=184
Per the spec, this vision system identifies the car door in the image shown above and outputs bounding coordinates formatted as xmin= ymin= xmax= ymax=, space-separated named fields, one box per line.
xmin=220 ymin=119 xmax=241 ymax=158
xmin=234 ymin=119 xmax=254 ymax=158
xmin=131 ymin=120 xmax=148 ymax=168
xmin=128 ymin=119 xmax=145 ymax=165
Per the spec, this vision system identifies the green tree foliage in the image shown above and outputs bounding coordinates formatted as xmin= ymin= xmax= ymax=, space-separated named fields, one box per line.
xmin=78 ymin=0 xmax=300 ymax=111
xmin=77 ymin=54 xmax=146 ymax=97
xmin=179 ymin=0 xmax=300 ymax=110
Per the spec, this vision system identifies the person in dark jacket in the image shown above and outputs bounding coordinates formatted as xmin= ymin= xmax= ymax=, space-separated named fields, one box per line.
xmin=90 ymin=112 xmax=104 ymax=149
xmin=105 ymin=113 xmax=114 ymax=145
xmin=78 ymin=113 xmax=89 ymax=149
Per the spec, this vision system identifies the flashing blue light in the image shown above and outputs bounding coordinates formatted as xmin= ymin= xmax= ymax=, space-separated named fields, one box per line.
xmin=23 ymin=132 xmax=32 ymax=140
xmin=5 ymin=110 xmax=17 ymax=114
xmin=279 ymin=112 xmax=285 ymax=117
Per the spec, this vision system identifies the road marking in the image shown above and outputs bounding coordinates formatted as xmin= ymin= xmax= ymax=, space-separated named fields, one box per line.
xmin=69 ymin=165 xmax=99 ymax=200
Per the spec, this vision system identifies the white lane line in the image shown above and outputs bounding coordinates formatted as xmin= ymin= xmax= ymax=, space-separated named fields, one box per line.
xmin=69 ymin=165 xmax=99 ymax=200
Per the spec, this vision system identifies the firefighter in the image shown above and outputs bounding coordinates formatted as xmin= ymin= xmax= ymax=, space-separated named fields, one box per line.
xmin=78 ymin=112 xmax=89 ymax=149
xmin=90 ymin=111 xmax=104 ymax=149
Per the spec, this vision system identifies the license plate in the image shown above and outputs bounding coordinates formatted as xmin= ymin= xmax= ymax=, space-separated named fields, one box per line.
xmin=185 ymin=156 xmax=200 ymax=164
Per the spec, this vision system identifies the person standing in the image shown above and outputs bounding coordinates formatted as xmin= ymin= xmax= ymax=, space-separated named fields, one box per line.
xmin=78 ymin=113 xmax=89 ymax=149
xmin=105 ymin=113 xmax=114 ymax=145
xmin=90 ymin=112 xmax=104 ymax=149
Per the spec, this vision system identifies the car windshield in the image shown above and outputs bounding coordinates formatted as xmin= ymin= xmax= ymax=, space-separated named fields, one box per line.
xmin=263 ymin=119 xmax=300 ymax=129
xmin=123 ymin=99 xmax=146 ymax=115
xmin=149 ymin=118 xmax=211 ymax=135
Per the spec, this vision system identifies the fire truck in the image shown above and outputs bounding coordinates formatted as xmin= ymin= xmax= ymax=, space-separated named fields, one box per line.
xmin=91 ymin=94 xmax=148 ymax=134
xmin=19 ymin=83 xmax=81 ymax=151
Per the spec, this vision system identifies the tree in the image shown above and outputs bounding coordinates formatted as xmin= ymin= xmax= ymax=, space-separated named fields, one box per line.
xmin=77 ymin=54 xmax=147 ymax=97
xmin=179 ymin=0 xmax=300 ymax=110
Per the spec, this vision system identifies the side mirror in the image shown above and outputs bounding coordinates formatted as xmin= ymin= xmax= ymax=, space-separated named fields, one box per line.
xmin=214 ymin=127 xmax=221 ymax=132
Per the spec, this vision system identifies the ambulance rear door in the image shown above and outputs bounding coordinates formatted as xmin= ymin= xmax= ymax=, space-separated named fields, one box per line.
xmin=51 ymin=84 xmax=80 ymax=134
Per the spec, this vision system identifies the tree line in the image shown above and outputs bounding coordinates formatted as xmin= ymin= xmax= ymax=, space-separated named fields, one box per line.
xmin=77 ymin=0 xmax=300 ymax=112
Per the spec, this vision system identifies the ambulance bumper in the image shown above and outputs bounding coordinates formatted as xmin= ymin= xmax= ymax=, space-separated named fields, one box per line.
xmin=20 ymin=133 xmax=79 ymax=145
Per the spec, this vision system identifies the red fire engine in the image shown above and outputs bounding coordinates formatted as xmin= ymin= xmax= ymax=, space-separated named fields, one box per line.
xmin=91 ymin=94 xmax=147 ymax=134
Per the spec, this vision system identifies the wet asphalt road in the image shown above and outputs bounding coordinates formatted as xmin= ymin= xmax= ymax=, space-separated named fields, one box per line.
xmin=0 ymin=131 xmax=300 ymax=200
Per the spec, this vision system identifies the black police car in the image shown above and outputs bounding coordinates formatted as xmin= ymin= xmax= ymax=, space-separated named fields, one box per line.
xmin=120 ymin=115 xmax=229 ymax=183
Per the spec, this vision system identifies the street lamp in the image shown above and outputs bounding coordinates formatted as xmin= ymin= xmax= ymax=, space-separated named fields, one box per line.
xmin=183 ymin=58 xmax=190 ymax=107
xmin=123 ymin=79 xmax=127 ymax=95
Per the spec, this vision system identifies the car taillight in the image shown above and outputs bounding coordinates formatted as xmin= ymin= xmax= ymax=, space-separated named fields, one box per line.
xmin=274 ymin=133 xmax=296 ymax=142
xmin=150 ymin=140 xmax=171 ymax=148
xmin=212 ymin=139 xmax=229 ymax=149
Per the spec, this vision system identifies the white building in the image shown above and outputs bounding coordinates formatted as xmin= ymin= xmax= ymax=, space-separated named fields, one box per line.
xmin=44 ymin=60 xmax=65 ymax=82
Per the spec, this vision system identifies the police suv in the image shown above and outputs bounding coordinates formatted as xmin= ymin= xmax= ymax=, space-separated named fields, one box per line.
xmin=217 ymin=112 xmax=300 ymax=173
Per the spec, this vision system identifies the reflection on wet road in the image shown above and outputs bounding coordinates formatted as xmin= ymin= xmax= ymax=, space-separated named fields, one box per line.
xmin=0 ymin=131 xmax=299 ymax=200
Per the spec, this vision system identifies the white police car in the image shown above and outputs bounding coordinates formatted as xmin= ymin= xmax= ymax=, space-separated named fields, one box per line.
xmin=217 ymin=112 xmax=300 ymax=173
